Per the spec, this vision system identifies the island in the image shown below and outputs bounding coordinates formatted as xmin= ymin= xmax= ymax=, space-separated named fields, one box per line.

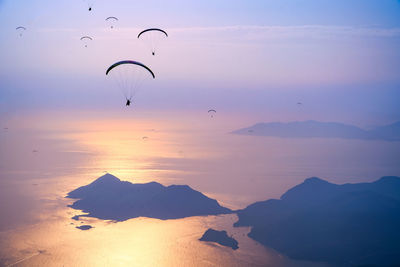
xmin=67 ymin=173 xmax=400 ymax=265
xmin=67 ymin=174 xmax=232 ymax=221
xmin=199 ymin=228 xmax=239 ymax=250
xmin=234 ymin=176 xmax=400 ymax=266
xmin=76 ymin=225 xmax=93 ymax=231
xmin=233 ymin=120 xmax=400 ymax=141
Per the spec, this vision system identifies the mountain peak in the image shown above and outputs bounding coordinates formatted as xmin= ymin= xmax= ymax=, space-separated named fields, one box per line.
xmin=281 ymin=177 xmax=336 ymax=202
xmin=91 ymin=173 xmax=121 ymax=185
xmin=375 ymin=176 xmax=400 ymax=185
xmin=304 ymin=177 xmax=330 ymax=185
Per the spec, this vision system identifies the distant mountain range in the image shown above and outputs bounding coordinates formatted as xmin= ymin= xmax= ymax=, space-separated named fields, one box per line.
xmin=233 ymin=120 xmax=400 ymax=141
xmin=67 ymin=174 xmax=232 ymax=221
xmin=234 ymin=176 xmax=400 ymax=265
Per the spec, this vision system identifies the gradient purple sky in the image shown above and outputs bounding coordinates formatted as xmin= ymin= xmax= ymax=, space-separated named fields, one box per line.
xmin=0 ymin=0 xmax=399 ymax=126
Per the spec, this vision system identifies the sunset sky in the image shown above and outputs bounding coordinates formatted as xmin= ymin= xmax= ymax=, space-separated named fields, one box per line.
xmin=0 ymin=0 xmax=400 ymax=124
xmin=1 ymin=2 xmax=400 ymax=266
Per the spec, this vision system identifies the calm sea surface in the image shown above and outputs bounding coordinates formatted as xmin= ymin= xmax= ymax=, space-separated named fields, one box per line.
xmin=1 ymin=110 xmax=399 ymax=266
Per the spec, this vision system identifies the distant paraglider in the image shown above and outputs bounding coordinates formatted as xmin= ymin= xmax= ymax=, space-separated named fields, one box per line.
xmin=138 ymin=28 xmax=168 ymax=56
xmin=106 ymin=60 xmax=155 ymax=106
xmin=105 ymin=17 xmax=118 ymax=29
xmin=80 ymin=36 xmax=93 ymax=47
xmin=208 ymin=109 xmax=216 ymax=118
xmin=83 ymin=0 xmax=94 ymax=11
xmin=16 ymin=26 xmax=26 ymax=37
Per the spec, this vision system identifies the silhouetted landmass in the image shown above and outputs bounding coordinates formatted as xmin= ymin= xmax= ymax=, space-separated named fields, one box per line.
xmin=67 ymin=174 xmax=232 ymax=221
xmin=235 ymin=176 xmax=400 ymax=265
xmin=233 ymin=120 xmax=400 ymax=141
xmin=369 ymin=121 xmax=400 ymax=141
xmin=76 ymin=225 xmax=92 ymax=230
xmin=199 ymin=228 xmax=239 ymax=250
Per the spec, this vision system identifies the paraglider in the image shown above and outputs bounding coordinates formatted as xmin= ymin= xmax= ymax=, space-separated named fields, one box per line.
xmin=83 ymin=0 xmax=94 ymax=11
xmin=208 ymin=109 xmax=216 ymax=118
xmin=138 ymin=28 xmax=168 ymax=56
xmin=105 ymin=17 xmax=118 ymax=29
xmin=106 ymin=60 xmax=155 ymax=106
xmin=16 ymin=26 xmax=26 ymax=37
xmin=80 ymin=36 xmax=93 ymax=47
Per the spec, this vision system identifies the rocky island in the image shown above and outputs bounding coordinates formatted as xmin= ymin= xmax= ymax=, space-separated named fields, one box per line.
xmin=67 ymin=174 xmax=232 ymax=221
xmin=199 ymin=228 xmax=239 ymax=250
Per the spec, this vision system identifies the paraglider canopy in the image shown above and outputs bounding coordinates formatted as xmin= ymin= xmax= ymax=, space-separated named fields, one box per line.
xmin=105 ymin=17 xmax=118 ymax=29
xmin=80 ymin=36 xmax=93 ymax=41
xmin=16 ymin=26 xmax=26 ymax=37
xmin=106 ymin=60 xmax=155 ymax=79
xmin=208 ymin=109 xmax=216 ymax=118
xmin=137 ymin=28 xmax=168 ymax=38
xmin=80 ymin=36 xmax=93 ymax=48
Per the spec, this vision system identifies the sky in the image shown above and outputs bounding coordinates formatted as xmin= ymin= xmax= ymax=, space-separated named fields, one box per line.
xmin=0 ymin=0 xmax=400 ymax=125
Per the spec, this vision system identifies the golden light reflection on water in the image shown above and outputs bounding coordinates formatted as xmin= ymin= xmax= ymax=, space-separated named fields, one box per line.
xmin=2 ymin=110 xmax=399 ymax=266
xmin=51 ymin=112 xmax=231 ymax=185
xmin=2 ymin=203 xmax=325 ymax=267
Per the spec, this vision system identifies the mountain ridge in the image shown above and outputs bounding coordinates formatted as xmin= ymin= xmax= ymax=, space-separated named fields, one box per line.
xmin=67 ymin=174 xmax=232 ymax=221
xmin=234 ymin=176 xmax=400 ymax=265
xmin=233 ymin=120 xmax=400 ymax=141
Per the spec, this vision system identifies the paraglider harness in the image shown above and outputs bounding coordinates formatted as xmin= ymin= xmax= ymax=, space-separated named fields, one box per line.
xmin=126 ymin=98 xmax=132 ymax=106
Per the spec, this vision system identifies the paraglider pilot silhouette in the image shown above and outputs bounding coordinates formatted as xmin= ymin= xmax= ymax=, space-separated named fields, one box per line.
xmin=126 ymin=98 xmax=131 ymax=106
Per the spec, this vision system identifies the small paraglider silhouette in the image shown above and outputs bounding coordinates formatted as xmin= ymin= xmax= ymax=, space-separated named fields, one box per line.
xmin=16 ymin=26 xmax=26 ymax=37
xmin=142 ymin=136 xmax=149 ymax=141
xmin=88 ymin=7 xmax=92 ymax=11
xmin=208 ymin=109 xmax=216 ymax=118
xmin=297 ymin=102 xmax=303 ymax=106
xmin=105 ymin=17 xmax=118 ymax=29
xmin=80 ymin=36 xmax=93 ymax=48
xmin=138 ymin=28 xmax=168 ymax=56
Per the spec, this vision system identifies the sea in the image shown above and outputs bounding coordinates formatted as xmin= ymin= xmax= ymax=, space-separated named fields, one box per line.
xmin=1 ymin=109 xmax=399 ymax=266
